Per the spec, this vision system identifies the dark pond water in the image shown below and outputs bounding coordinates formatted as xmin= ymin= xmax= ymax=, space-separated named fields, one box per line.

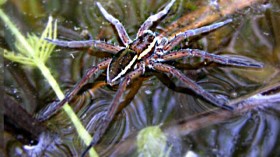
xmin=2 ymin=0 xmax=280 ymax=157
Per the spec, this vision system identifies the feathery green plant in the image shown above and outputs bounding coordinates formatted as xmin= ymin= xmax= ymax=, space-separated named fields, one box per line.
xmin=0 ymin=8 xmax=98 ymax=157
xmin=4 ymin=16 xmax=57 ymax=66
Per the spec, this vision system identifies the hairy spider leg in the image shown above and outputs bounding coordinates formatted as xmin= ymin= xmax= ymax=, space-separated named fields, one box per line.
xmin=81 ymin=64 xmax=144 ymax=157
xmin=96 ymin=2 xmax=132 ymax=46
xmin=37 ymin=59 xmax=111 ymax=121
xmin=163 ymin=19 xmax=233 ymax=51
xmin=159 ymin=49 xmax=264 ymax=68
xmin=152 ymin=63 xmax=234 ymax=110
xmin=137 ymin=0 xmax=176 ymax=37
xmin=45 ymin=38 xmax=124 ymax=54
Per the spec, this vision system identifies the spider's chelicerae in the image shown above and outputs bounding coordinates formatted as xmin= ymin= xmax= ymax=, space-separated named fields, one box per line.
xmin=43 ymin=0 xmax=263 ymax=156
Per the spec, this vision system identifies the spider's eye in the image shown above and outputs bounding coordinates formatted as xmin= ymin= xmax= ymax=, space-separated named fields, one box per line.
xmin=148 ymin=36 xmax=154 ymax=42
xmin=141 ymin=32 xmax=155 ymax=42
xmin=142 ymin=30 xmax=154 ymax=35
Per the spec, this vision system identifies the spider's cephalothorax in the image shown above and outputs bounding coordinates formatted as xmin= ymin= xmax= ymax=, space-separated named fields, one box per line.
xmin=129 ymin=31 xmax=157 ymax=55
xmin=108 ymin=31 xmax=157 ymax=85
xmin=42 ymin=0 xmax=263 ymax=156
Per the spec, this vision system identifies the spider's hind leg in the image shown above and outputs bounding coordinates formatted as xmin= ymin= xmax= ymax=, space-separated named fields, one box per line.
xmin=160 ymin=49 xmax=263 ymax=68
xmin=152 ymin=63 xmax=234 ymax=110
xmin=137 ymin=0 xmax=176 ymax=37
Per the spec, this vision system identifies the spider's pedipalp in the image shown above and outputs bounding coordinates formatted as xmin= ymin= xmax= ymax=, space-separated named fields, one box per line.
xmin=137 ymin=0 xmax=176 ymax=37
xmin=96 ymin=2 xmax=132 ymax=46
xmin=164 ymin=19 xmax=233 ymax=51
xmin=45 ymin=38 xmax=124 ymax=54
xmin=159 ymin=49 xmax=263 ymax=68
xmin=152 ymin=62 xmax=234 ymax=110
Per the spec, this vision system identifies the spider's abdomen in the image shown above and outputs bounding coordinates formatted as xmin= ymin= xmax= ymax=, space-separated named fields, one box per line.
xmin=107 ymin=48 xmax=138 ymax=85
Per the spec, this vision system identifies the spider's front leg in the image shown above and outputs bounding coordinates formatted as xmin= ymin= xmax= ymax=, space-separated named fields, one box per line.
xmin=37 ymin=59 xmax=111 ymax=121
xmin=45 ymin=39 xmax=124 ymax=54
xmin=163 ymin=19 xmax=233 ymax=51
xmin=96 ymin=2 xmax=132 ymax=46
xmin=81 ymin=64 xmax=145 ymax=157
xmin=159 ymin=49 xmax=263 ymax=68
xmin=152 ymin=62 xmax=233 ymax=110
xmin=137 ymin=0 xmax=176 ymax=37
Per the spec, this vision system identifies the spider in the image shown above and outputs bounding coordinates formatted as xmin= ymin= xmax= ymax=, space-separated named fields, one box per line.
xmin=42 ymin=0 xmax=263 ymax=156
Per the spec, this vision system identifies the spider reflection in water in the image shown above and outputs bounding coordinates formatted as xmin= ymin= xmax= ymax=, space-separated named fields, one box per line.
xmin=43 ymin=0 xmax=263 ymax=156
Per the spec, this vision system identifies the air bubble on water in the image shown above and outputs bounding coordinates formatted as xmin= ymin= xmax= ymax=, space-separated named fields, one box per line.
xmin=185 ymin=150 xmax=198 ymax=157
xmin=231 ymin=92 xmax=237 ymax=98
xmin=145 ymin=90 xmax=152 ymax=94
xmin=263 ymin=32 xmax=269 ymax=36
xmin=12 ymin=88 xmax=18 ymax=94
xmin=15 ymin=147 xmax=23 ymax=155
xmin=74 ymin=26 xmax=80 ymax=31
xmin=70 ymin=53 xmax=75 ymax=59
xmin=81 ymin=113 xmax=87 ymax=119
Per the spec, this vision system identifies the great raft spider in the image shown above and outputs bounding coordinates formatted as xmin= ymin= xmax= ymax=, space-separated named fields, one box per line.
xmin=43 ymin=0 xmax=263 ymax=156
